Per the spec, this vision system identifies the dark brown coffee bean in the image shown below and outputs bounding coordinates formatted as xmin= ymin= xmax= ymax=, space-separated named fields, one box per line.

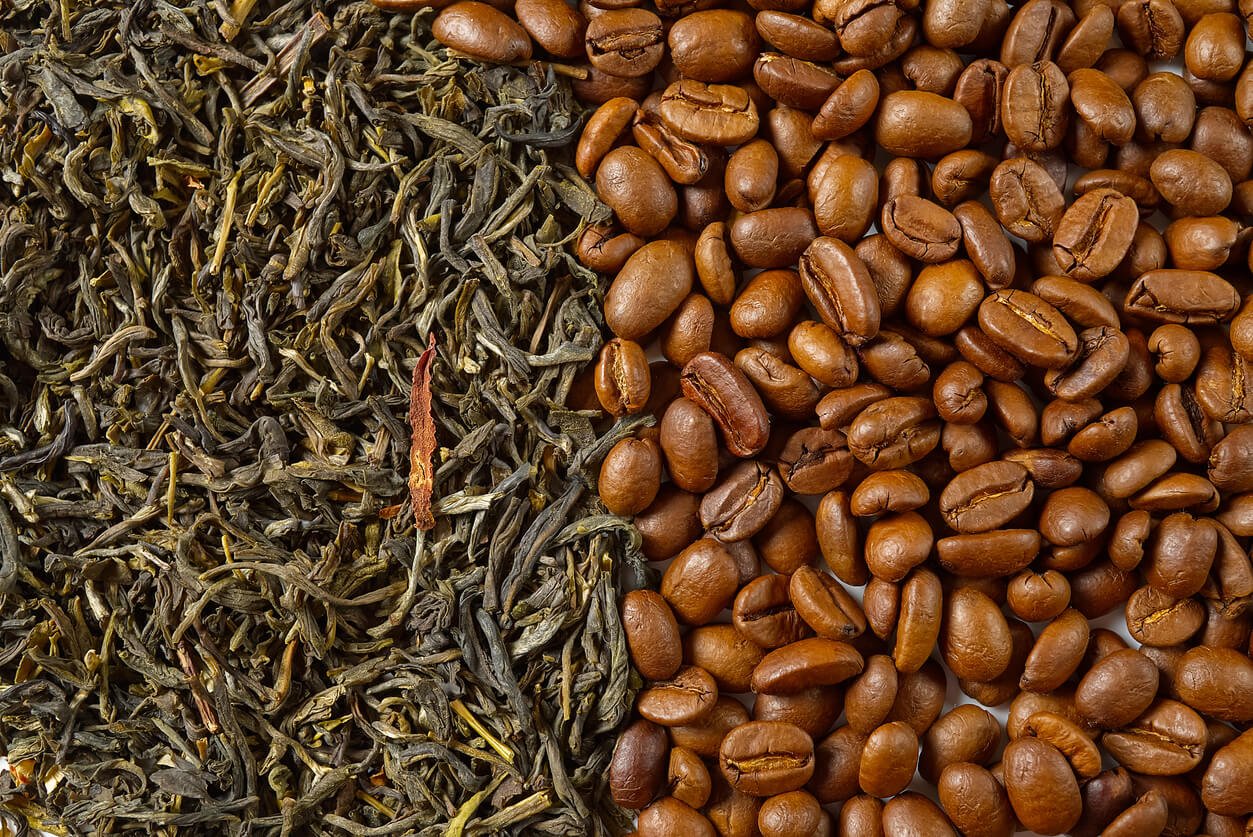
xmin=585 ymin=8 xmax=664 ymax=78
xmin=660 ymin=80 xmax=760 ymax=146
xmin=668 ymin=10 xmax=758 ymax=82
xmin=1103 ymin=698 xmax=1208 ymax=775
xmin=752 ymin=498 xmax=817 ymax=575
xmin=979 ymin=290 xmax=1080 ymax=370
xmin=577 ymin=98 xmax=639 ymax=178
xmin=1068 ymin=403 xmax=1137 ymax=460
xmin=955 ymin=58 xmax=1009 ymax=144
xmin=621 ymin=589 xmax=683 ymax=682
xmin=1052 ymin=189 xmax=1138 ymax=282
xmin=681 ymin=352 xmax=771 ymax=458
xmin=1001 ymin=0 xmax=1075 ymax=67
xmin=661 ymin=539 xmax=740 ymax=625
xmin=754 ymin=687 xmax=844 ymax=741
xmin=635 ymin=485 xmax=703 ymax=561
xmin=670 ymin=696 xmax=750 ymax=759
xmin=1150 ymin=148 xmax=1234 ymax=216
xmin=989 ymin=156 xmax=1066 ymax=243
xmin=1196 ymin=343 xmax=1253 ymax=424
xmin=1127 ymin=585 xmax=1206 ymax=647
xmin=789 ymin=566 xmax=866 ymax=641
xmin=736 ymin=346 xmax=821 ymax=421
xmin=720 ymin=721 xmax=815 ymax=797
xmin=1002 ymin=737 xmax=1082 ymax=835
xmin=874 ymin=91 xmax=974 ymax=158
xmin=606 ymin=239 xmax=694 ymax=340
xmin=1155 ymin=383 xmax=1222 ymax=464
xmin=432 ymin=1 xmax=533 ymax=63
xmin=753 ymin=52 xmax=841 ymax=111
xmin=515 ymin=0 xmax=586 ymax=58
xmin=599 ymin=437 xmax=662 ymax=516
xmin=1007 ymin=569 xmax=1071 ymax=621
xmin=808 ymin=724 xmax=868 ymax=804
xmin=611 ymin=718 xmax=670 ymax=808
xmin=700 ymin=460 xmax=784 ymax=543
xmin=596 ymin=145 xmax=677 ymax=238
xmin=888 ymin=658 xmax=950 ymax=734
xmin=1175 ymin=646 xmax=1253 ymax=722
xmin=858 ymin=721 xmax=919 ymax=798
xmin=731 ymin=207 xmax=818 ymax=269
xmin=751 ymin=637 xmax=864 ymax=695
xmin=920 ymin=703 xmax=1002 ymax=784
xmin=667 ymin=746 xmax=712 ymax=810
xmin=1144 ymin=512 xmax=1217 ymax=598
xmin=811 ymin=154 xmax=878 ymax=242
xmin=734 ymin=574 xmax=812 ymax=650
xmin=595 ymin=338 xmax=651 ymax=417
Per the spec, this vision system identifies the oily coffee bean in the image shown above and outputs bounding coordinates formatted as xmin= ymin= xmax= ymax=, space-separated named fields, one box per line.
xmin=880 ymin=196 xmax=962 ymax=263
xmin=1002 ymin=737 xmax=1083 ymax=835
xmin=977 ymin=290 xmax=1079 ymax=369
xmin=799 ymin=236 xmax=881 ymax=347
xmin=734 ymin=573 xmax=812 ymax=650
xmin=596 ymin=145 xmax=677 ymax=237
xmin=940 ymin=587 xmax=1013 ymax=682
xmin=1002 ymin=60 xmax=1071 ymax=153
xmin=751 ymin=638 xmax=864 ymax=694
xmin=637 ymin=665 xmax=719 ymax=727
xmin=685 ymin=625 xmax=764 ymax=695
xmin=668 ymin=10 xmax=758 ymax=82
xmin=681 ymin=352 xmax=771 ymax=458
xmin=1202 ymin=728 xmax=1253 ymax=816
xmin=789 ymin=566 xmax=866 ymax=640
xmin=638 ymin=797 xmax=717 ymax=837
xmin=622 ymin=589 xmax=683 ymax=681
xmin=937 ymin=763 xmax=1015 ymax=837
xmin=920 ymin=704 xmax=1002 ymax=784
xmin=754 ymin=687 xmax=844 ymax=740
xmin=610 ymin=718 xmax=670 ymax=808
xmin=846 ymin=396 xmax=941 ymax=470
xmin=1102 ymin=699 xmax=1208 ymax=775
xmin=659 ymin=80 xmax=760 ymax=146
xmin=669 ymin=746 xmax=712 ymax=809
xmin=661 ymin=538 xmax=740 ymax=625
xmin=939 ymin=460 xmax=1034 ymax=533
xmin=989 ymin=156 xmax=1066 ymax=243
xmin=700 ymin=460 xmax=785 ymax=543
xmin=432 ymin=2 xmax=533 ymax=63
xmin=585 ymin=9 xmax=664 ymax=78
xmin=719 ymin=721 xmax=815 ymax=797
xmin=1175 ymin=645 xmax=1253 ymax=722
xmin=605 ymin=239 xmax=693 ymax=340
xmin=858 ymin=721 xmax=919 ymax=798
xmin=875 ymin=91 xmax=973 ymax=158
xmin=1052 ymin=188 xmax=1139 ymax=281
xmin=1021 ymin=710 xmax=1101 ymax=779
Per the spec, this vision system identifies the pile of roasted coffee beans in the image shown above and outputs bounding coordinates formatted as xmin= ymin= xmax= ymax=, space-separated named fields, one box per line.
xmin=423 ymin=0 xmax=1253 ymax=834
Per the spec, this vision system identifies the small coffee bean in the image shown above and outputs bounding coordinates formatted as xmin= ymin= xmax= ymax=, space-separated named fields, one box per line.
xmin=858 ymin=721 xmax=918 ymax=798
xmin=637 ymin=665 xmax=720 ymax=727
xmin=751 ymin=637 xmax=864 ymax=694
xmin=638 ymin=797 xmax=717 ymax=837
xmin=610 ymin=718 xmax=670 ymax=808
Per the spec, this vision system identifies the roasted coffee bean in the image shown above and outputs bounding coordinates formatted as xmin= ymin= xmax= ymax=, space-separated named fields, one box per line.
xmin=700 ymin=460 xmax=785 ymax=543
xmin=720 ymin=721 xmax=815 ymax=797
xmin=920 ymin=703 xmax=1002 ymax=784
xmin=1118 ymin=0 xmax=1186 ymax=59
xmin=1002 ymin=60 xmax=1071 ymax=153
xmin=799 ymin=236 xmax=881 ymax=347
xmin=938 ymin=529 xmax=1041 ymax=577
xmin=1145 ymin=512 xmax=1217 ymax=598
xmin=670 ymin=696 xmax=751 ymax=759
xmin=1150 ymin=148 xmax=1234 ymax=216
xmin=595 ymin=338 xmax=650 ymax=417
xmin=753 ymin=53 xmax=841 ymax=111
xmin=660 ymin=80 xmax=760 ymax=146
xmin=1002 ymin=737 xmax=1083 ymax=835
xmin=634 ymin=485 xmax=703 ymax=561
xmin=978 ymin=290 xmax=1079 ymax=369
xmin=1164 ymin=215 xmax=1241 ymax=271
xmin=882 ymin=792 xmax=959 ymax=836
xmin=847 ymin=396 xmax=941 ymax=470
xmin=577 ymin=98 xmax=639 ymax=178
xmin=755 ymin=687 xmax=844 ymax=740
xmin=756 ymin=11 xmax=840 ymax=63
xmin=1175 ymin=645 xmax=1253 ymax=722
xmin=812 ymin=70 xmax=880 ymax=141
xmin=1202 ymin=728 xmax=1253 ymax=816
xmin=596 ymin=145 xmax=677 ymax=238
xmin=1007 ymin=569 xmax=1070 ymax=621
xmin=1102 ymin=699 xmax=1208 ymax=775
xmin=811 ymin=154 xmax=878 ymax=242
xmin=432 ymin=2 xmax=533 ymax=63
xmin=757 ymin=789 xmax=826 ymax=837
xmin=751 ymin=637 xmax=863 ymax=694
xmin=1021 ymin=710 xmax=1101 ymax=778
xmin=880 ymin=196 xmax=962 ymax=263
xmin=638 ymin=797 xmax=717 ymax=837
xmin=668 ymin=746 xmax=712 ymax=809
xmin=668 ymin=10 xmax=758 ymax=82
xmin=694 ymin=222 xmax=736 ymax=306
xmin=610 ymin=718 xmax=670 ymax=808
xmin=937 ymin=763 xmax=1015 ymax=837
xmin=844 ymin=655 xmax=898 ymax=734
xmin=731 ymin=207 xmax=818 ymax=269
xmin=816 ymin=489 xmax=867 ymax=586
xmin=622 ymin=589 xmax=683 ymax=682
xmin=514 ymin=0 xmax=585 ymax=57
xmin=637 ymin=665 xmax=719 ymax=727
xmin=736 ymin=347 xmax=821 ymax=421
xmin=941 ymin=587 xmax=1013 ymax=682
xmin=661 ymin=539 xmax=740 ymax=625
xmin=989 ymin=156 xmax=1066 ymax=243
xmin=858 ymin=721 xmax=919 ymax=798
xmin=939 ymin=460 xmax=1034 ymax=533
xmin=1052 ymin=188 xmax=1138 ymax=282
xmin=585 ymin=9 xmax=664 ymax=77
xmin=605 ymin=239 xmax=693 ymax=340
xmin=808 ymin=724 xmax=868 ymax=804
xmin=1021 ymin=607 xmax=1090 ymax=693
xmin=875 ymin=91 xmax=974 ymax=158
xmin=789 ymin=566 xmax=866 ymax=640
xmin=684 ymin=625 xmax=764 ymax=696
xmin=863 ymin=511 xmax=933 ymax=582
xmin=681 ymin=352 xmax=771 ymax=458
xmin=734 ymin=573 xmax=812 ymax=650
xmin=660 ymin=397 xmax=719 ymax=493
xmin=894 ymin=568 xmax=943 ymax=674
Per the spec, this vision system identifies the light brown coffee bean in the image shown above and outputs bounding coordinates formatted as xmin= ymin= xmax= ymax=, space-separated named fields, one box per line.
xmin=432 ymin=2 xmax=533 ymax=63
xmin=720 ymin=721 xmax=815 ymax=797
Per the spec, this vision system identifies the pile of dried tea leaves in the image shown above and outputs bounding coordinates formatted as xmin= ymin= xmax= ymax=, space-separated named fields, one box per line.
xmin=0 ymin=1 xmax=642 ymax=834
